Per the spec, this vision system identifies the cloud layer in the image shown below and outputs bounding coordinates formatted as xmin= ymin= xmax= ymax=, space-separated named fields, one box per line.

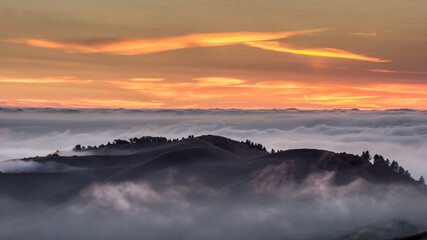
xmin=5 ymin=29 xmax=389 ymax=62
xmin=0 ymin=108 xmax=426 ymax=178
xmin=0 ymin=174 xmax=426 ymax=240
xmin=5 ymin=30 xmax=319 ymax=55
xmin=245 ymin=41 xmax=389 ymax=62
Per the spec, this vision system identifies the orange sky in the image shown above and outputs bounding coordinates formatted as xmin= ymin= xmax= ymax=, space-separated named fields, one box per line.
xmin=0 ymin=0 xmax=426 ymax=109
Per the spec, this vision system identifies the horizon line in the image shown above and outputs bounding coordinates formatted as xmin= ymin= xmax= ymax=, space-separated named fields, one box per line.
xmin=0 ymin=106 xmax=424 ymax=111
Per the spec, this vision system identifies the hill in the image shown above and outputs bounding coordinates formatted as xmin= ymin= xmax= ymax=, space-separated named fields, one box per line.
xmin=0 ymin=135 xmax=423 ymax=204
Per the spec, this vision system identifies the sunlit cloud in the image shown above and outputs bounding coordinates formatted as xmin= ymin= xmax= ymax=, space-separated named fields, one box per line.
xmin=106 ymin=77 xmax=427 ymax=109
xmin=5 ymin=29 xmax=322 ymax=55
xmin=4 ymin=29 xmax=391 ymax=63
xmin=1 ymin=74 xmax=425 ymax=109
xmin=193 ymin=77 xmax=246 ymax=87
xmin=0 ymin=77 xmax=93 ymax=84
xmin=244 ymin=41 xmax=390 ymax=62
xmin=351 ymin=32 xmax=377 ymax=37
xmin=129 ymin=78 xmax=166 ymax=82
xmin=0 ymin=98 xmax=164 ymax=109
xmin=369 ymin=69 xmax=427 ymax=74
xmin=352 ymin=83 xmax=427 ymax=95
xmin=109 ymin=78 xmax=240 ymax=99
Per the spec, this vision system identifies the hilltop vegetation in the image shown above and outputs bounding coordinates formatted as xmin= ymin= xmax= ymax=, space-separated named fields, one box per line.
xmin=70 ymin=135 xmax=424 ymax=185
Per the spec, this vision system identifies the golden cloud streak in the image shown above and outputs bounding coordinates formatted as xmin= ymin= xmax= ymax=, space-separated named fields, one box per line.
xmin=244 ymin=41 xmax=390 ymax=62
xmin=0 ymin=77 xmax=92 ymax=84
xmin=2 ymin=76 xmax=425 ymax=109
xmin=6 ymin=29 xmax=322 ymax=55
xmin=106 ymin=77 xmax=426 ymax=109
xmin=5 ymin=29 xmax=390 ymax=62
xmin=0 ymin=98 xmax=164 ymax=109
xmin=369 ymin=69 xmax=427 ymax=74
xmin=352 ymin=32 xmax=377 ymax=37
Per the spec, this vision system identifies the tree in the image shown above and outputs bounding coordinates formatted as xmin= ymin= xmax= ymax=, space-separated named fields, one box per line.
xmin=398 ymin=166 xmax=405 ymax=175
xmin=390 ymin=160 xmax=399 ymax=172
xmin=404 ymin=170 xmax=411 ymax=178
xmin=73 ymin=144 xmax=82 ymax=151
xmin=361 ymin=151 xmax=371 ymax=161
xmin=113 ymin=139 xmax=130 ymax=145
xmin=373 ymin=154 xmax=385 ymax=166
xmin=419 ymin=176 xmax=425 ymax=184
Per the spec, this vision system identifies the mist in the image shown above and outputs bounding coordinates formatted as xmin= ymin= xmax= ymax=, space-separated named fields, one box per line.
xmin=0 ymin=172 xmax=426 ymax=240
xmin=0 ymin=160 xmax=82 ymax=173
xmin=1 ymin=108 xmax=426 ymax=178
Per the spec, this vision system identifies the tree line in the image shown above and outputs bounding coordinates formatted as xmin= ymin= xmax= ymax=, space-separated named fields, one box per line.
xmin=71 ymin=135 xmax=424 ymax=185
xmin=73 ymin=135 xmax=196 ymax=151
xmin=340 ymin=150 xmax=424 ymax=184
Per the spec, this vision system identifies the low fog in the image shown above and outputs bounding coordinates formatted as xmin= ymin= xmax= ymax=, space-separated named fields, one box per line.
xmin=0 ymin=172 xmax=426 ymax=240
xmin=0 ymin=160 xmax=82 ymax=173
xmin=1 ymin=108 xmax=426 ymax=178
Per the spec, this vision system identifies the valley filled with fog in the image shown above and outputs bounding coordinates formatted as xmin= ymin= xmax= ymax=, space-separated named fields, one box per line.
xmin=1 ymin=108 xmax=426 ymax=178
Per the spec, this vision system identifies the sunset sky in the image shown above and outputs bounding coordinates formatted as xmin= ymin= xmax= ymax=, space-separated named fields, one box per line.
xmin=1 ymin=0 xmax=426 ymax=109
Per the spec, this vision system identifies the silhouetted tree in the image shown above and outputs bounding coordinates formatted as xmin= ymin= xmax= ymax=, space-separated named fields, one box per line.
xmin=73 ymin=144 xmax=82 ymax=151
xmin=361 ymin=151 xmax=371 ymax=161
xmin=390 ymin=160 xmax=399 ymax=172
xmin=398 ymin=166 xmax=405 ymax=175
xmin=373 ymin=154 xmax=385 ymax=166
xmin=113 ymin=139 xmax=130 ymax=145
xmin=419 ymin=176 xmax=425 ymax=184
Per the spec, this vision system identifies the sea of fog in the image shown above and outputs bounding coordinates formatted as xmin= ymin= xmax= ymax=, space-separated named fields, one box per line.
xmin=0 ymin=108 xmax=426 ymax=178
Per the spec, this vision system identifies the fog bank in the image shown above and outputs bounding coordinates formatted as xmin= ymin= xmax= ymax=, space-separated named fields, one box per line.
xmin=1 ymin=108 xmax=426 ymax=177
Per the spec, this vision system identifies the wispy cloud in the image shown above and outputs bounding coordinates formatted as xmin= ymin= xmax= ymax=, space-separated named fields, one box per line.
xmin=0 ymin=98 xmax=164 ymax=109
xmin=109 ymin=78 xmax=240 ymax=99
xmin=351 ymin=32 xmax=377 ymax=37
xmin=2 ymin=75 xmax=425 ymax=109
xmin=369 ymin=69 xmax=427 ymax=74
xmin=0 ymin=77 xmax=93 ymax=84
xmin=108 ymin=77 xmax=426 ymax=109
xmin=4 ymin=29 xmax=389 ymax=63
xmin=5 ymin=29 xmax=322 ymax=55
xmin=244 ymin=41 xmax=390 ymax=62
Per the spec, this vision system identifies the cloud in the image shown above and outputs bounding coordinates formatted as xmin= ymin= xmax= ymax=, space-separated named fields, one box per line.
xmin=2 ymin=77 xmax=425 ymax=109
xmin=0 ymin=76 xmax=93 ymax=84
xmin=244 ymin=41 xmax=390 ymax=62
xmin=351 ymin=32 xmax=377 ymax=37
xmin=107 ymin=77 xmax=427 ymax=109
xmin=369 ymin=69 xmax=427 ymax=75
xmin=4 ymin=29 xmax=389 ymax=63
xmin=0 ymin=160 xmax=82 ymax=173
xmin=109 ymin=78 xmax=246 ymax=100
xmin=0 ymin=109 xmax=426 ymax=238
xmin=0 ymin=98 xmax=164 ymax=108
xmin=0 ymin=174 xmax=426 ymax=240
xmin=0 ymin=109 xmax=426 ymax=178
xmin=5 ymin=29 xmax=322 ymax=55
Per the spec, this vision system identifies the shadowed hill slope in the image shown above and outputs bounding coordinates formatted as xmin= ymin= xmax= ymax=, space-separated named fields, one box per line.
xmin=0 ymin=135 xmax=423 ymax=205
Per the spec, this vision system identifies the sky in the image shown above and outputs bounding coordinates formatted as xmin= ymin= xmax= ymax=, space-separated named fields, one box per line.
xmin=0 ymin=0 xmax=426 ymax=109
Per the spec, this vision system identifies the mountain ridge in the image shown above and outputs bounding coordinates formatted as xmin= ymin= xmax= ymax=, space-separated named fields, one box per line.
xmin=1 ymin=135 xmax=423 ymax=204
